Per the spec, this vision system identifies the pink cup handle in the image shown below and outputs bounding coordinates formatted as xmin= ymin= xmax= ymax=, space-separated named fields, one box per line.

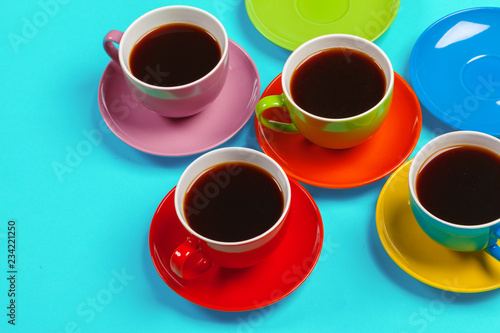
xmin=103 ymin=30 xmax=124 ymax=63
xmin=170 ymin=237 xmax=213 ymax=279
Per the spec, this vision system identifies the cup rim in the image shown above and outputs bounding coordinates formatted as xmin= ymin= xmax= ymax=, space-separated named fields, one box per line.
xmin=281 ymin=33 xmax=394 ymax=122
xmin=118 ymin=5 xmax=229 ymax=91
xmin=409 ymin=130 xmax=500 ymax=230
xmin=174 ymin=147 xmax=292 ymax=246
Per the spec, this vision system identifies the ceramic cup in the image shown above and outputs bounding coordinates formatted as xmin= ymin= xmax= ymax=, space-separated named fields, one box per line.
xmin=103 ymin=6 xmax=229 ymax=118
xmin=409 ymin=131 xmax=500 ymax=261
xmin=255 ymin=34 xmax=394 ymax=149
xmin=171 ymin=147 xmax=292 ymax=279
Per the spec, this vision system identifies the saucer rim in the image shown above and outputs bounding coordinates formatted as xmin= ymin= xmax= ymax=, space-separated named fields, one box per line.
xmin=376 ymin=159 xmax=500 ymax=293
xmin=245 ymin=0 xmax=401 ymax=51
xmin=409 ymin=6 xmax=500 ymax=136
xmin=148 ymin=177 xmax=324 ymax=311
xmin=97 ymin=39 xmax=260 ymax=156
xmin=254 ymin=72 xmax=422 ymax=188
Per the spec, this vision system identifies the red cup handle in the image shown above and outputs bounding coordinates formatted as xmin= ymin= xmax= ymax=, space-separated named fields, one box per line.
xmin=170 ymin=237 xmax=213 ymax=279
xmin=103 ymin=30 xmax=123 ymax=63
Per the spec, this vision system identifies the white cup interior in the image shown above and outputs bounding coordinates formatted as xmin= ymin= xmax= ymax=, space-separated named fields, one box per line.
xmin=118 ymin=6 xmax=228 ymax=88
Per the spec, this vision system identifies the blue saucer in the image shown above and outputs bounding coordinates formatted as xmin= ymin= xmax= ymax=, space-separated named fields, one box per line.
xmin=410 ymin=7 xmax=500 ymax=136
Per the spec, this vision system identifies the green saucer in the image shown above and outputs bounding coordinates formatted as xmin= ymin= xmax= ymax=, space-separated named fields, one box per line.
xmin=245 ymin=0 xmax=400 ymax=50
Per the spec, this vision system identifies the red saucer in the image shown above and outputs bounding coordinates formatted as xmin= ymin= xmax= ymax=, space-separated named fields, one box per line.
xmin=149 ymin=178 xmax=323 ymax=312
xmin=255 ymin=72 xmax=422 ymax=188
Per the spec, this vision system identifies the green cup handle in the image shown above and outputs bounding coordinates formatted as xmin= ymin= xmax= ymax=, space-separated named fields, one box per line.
xmin=255 ymin=95 xmax=299 ymax=133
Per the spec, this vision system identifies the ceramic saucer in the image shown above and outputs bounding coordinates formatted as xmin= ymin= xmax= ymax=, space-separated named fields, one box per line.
xmin=149 ymin=177 xmax=323 ymax=311
xmin=245 ymin=0 xmax=400 ymax=50
xmin=98 ymin=39 xmax=260 ymax=156
xmin=410 ymin=7 xmax=500 ymax=136
xmin=376 ymin=160 xmax=500 ymax=293
xmin=254 ymin=72 xmax=421 ymax=188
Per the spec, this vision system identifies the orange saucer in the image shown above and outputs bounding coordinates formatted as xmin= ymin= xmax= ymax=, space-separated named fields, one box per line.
xmin=254 ymin=72 xmax=422 ymax=188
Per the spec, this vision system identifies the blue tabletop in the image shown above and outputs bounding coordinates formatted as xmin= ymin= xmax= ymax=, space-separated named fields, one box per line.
xmin=2 ymin=1 xmax=499 ymax=332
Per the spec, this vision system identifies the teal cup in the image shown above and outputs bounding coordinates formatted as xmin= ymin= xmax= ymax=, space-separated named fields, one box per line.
xmin=408 ymin=131 xmax=500 ymax=261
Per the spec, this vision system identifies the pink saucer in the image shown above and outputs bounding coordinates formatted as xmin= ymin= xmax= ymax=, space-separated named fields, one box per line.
xmin=149 ymin=178 xmax=323 ymax=312
xmin=98 ymin=40 xmax=260 ymax=156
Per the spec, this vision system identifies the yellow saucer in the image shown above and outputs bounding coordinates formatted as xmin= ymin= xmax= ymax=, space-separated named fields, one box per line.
xmin=376 ymin=160 xmax=500 ymax=293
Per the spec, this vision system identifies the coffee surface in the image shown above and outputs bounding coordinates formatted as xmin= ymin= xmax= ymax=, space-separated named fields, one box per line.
xmin=290 ymin=47 xmax=386 ymax=118
xmin=184 ymin=162 xmax=284 ymax=242
xmin=416 ymin=145 xmax=500 ymax=226
xmin=129 ymin=23 xmax=221 ymax=87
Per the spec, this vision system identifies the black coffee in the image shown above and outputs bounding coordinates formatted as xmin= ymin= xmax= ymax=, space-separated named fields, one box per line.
xmin=129 ymin=23 xmax=221 ymax=87
xmin=290 ymin=47 xmax=386 ymax=118
xmin=184 ymin=162 xmax=284 ymax=242
xmin=416 ymin=145 xmax=500 ymax=226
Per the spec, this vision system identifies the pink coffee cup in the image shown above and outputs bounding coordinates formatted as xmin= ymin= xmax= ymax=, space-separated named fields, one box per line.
xmin=103 ymin=6 xmax=229 ymax=118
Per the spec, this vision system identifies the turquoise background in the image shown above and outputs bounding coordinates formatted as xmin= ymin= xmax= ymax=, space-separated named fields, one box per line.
xmin=1 ymin=0 xmax=499 ymax=332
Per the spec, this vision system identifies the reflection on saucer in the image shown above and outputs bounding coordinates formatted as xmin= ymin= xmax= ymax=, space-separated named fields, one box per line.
xmin=410 ymin=7 xmax=500 ymax=135
xmin=376 ymin=160 xmax=500 ymax=293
